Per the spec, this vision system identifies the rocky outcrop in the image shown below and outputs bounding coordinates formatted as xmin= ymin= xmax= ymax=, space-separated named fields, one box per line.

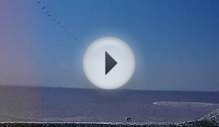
xmin=199 ymin=108 xmax=219 ymax=124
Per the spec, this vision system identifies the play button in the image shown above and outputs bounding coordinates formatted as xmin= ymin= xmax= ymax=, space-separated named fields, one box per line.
xmin=105 ymin=51 xmax=117 ymax=75
xmin=83 ymin=37 xmax=135 ymax=90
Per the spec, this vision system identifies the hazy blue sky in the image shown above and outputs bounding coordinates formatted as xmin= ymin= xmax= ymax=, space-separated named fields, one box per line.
xmin=0 ymin=0 xmax=219 ymax=91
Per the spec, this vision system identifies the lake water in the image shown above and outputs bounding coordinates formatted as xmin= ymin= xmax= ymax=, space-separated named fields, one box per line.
xmin=0 ymin=86 xmax=218 ymax=122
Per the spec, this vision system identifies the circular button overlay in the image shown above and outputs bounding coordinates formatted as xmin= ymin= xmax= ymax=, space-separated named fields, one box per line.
xmin=83 ymin=37 xmax=135 ymax=90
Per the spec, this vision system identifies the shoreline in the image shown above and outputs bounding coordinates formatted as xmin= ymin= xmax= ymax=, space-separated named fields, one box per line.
xmin=0 ymin=120 xmax=217 ymax=127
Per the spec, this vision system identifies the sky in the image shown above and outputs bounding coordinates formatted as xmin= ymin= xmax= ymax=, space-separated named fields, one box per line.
xmin=0 ymin=0 xmax=219 ymax=91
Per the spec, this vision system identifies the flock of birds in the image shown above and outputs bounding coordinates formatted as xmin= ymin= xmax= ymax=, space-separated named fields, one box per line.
xmin=36 ymin=0 xmax=79 ymax=41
